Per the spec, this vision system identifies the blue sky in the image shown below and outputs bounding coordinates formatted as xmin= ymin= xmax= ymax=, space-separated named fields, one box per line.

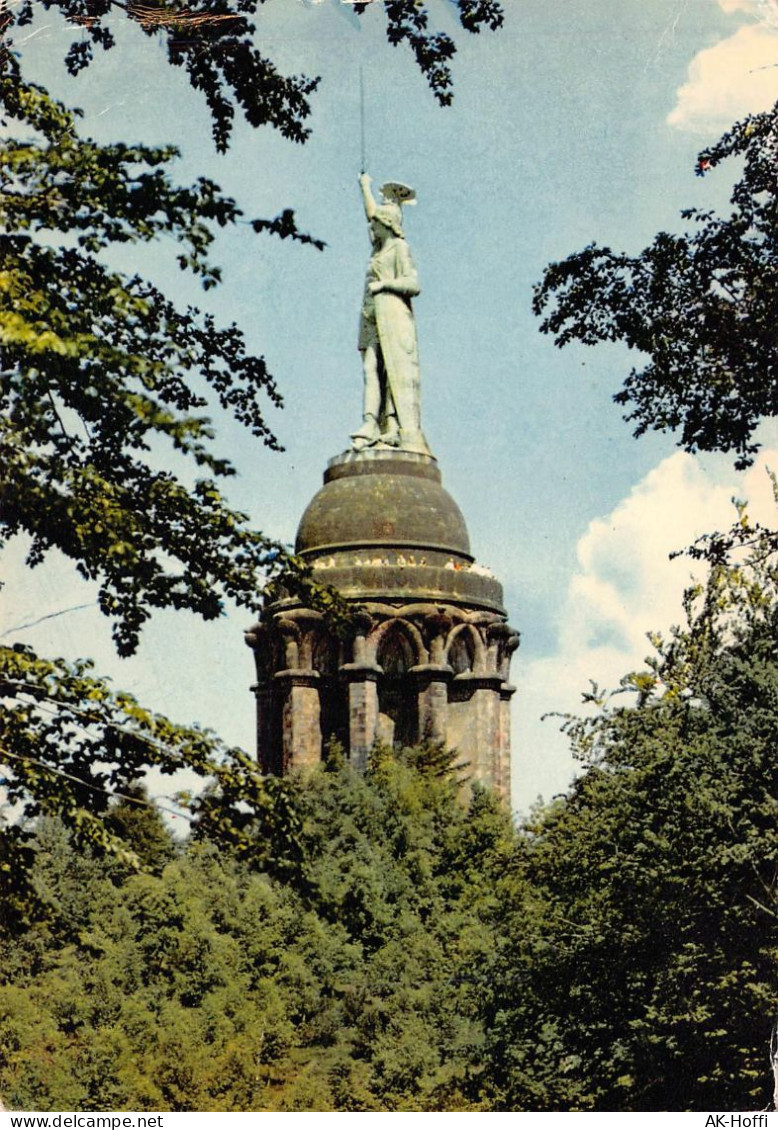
xmin=3 ymin=0 xmax=778 ymax=813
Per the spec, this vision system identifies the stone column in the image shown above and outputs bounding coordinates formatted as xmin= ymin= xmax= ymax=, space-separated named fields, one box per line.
xmin=464 ymin=675 xmax=504 ymax=793
xmin=341 ymin=663 xmax=381 ymax=771
xmin=273 ymin=669 xmax=321 ymax=773
xmin=497 ymin=683 xmax=516 ymax=804
xmin=252 ymin=679 xmax=275 ymax=775
xmin=410 ymin=664 xmax=453 ymax=744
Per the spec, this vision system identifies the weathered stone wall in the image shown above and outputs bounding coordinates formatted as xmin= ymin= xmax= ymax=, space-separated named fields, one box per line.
xmin=246 ymin=602 xmax=518 ymax=801
xmin=244 ymin=448 xmax=519 ymax=802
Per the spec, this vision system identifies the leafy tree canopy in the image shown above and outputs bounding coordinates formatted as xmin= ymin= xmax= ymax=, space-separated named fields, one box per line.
xmin=6 ymin=0 xmax=504 ymax=151
xmin=483 ymin=513 xmax=778 ymax=1110
xmin=0 ymin=748 xmax=513 ymax=1111
xmin=5 ymin=567 xmax=778 ymax=1113
xmin=1 ymin=0 xmax=504 ymax=863
xmin=534 ymin=103 xmax=778 ymax=469
xmin=1 ymin=68 xmax=337 ymax=656
xmin=524 ymin=117 xmax=778 ymax=1106
xmin=0 ymin=640 xmax=302 ymax=926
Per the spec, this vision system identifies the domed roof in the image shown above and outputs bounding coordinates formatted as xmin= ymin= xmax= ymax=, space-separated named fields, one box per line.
xmin=296 ymin=450 xmax=471 ymax=558
xmin=289 ymin=449 xmax=505 ymax=614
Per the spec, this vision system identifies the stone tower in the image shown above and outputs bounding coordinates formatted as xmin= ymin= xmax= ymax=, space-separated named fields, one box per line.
xmin=244 ymin=173 xmax=519 ymax=801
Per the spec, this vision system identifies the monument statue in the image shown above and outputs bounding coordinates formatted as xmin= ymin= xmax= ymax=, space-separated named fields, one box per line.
xmin=351 ymin=173 xmax=431 ymax=456
xmin=246 ymin=170 xmax=518 ymax=803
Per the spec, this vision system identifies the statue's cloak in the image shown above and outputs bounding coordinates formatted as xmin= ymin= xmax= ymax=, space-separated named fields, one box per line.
xmin=372 ymin=239 xmax=427 ymax=452
xmin=374 ymin=287 xmax=420 ymax=433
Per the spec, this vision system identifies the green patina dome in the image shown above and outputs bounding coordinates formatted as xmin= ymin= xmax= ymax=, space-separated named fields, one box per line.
xmin=292 ymin=449 xmax=505 ymax=613
xmin=296 ymin=450 xmax=471 ymax=557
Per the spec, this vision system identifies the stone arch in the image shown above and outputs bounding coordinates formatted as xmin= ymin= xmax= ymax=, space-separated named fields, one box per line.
xmin=312 ymin=632 xmax=339 ymax=675
xmin=311 ymin=632 xmax=347 ymax=751
xmin=446 ymin=623 xmax=485 ymax=675
xmin=368 ymin=616 xmax=425 ymax=668
xmin=376 ymin=629 xmax=414 ymax=676
xmin=372 ymin=620 xmax=420 ymax=749
xmin=276 ymin=618 xmax=302 ymax=670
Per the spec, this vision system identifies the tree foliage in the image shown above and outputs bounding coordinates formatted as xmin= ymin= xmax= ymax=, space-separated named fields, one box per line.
xmin=534 ymin=102 xmax=778 ymax=469
xmin=1 ymin=0 xmax=504 ymax=851
xmin=4 ymin=523 xmax=778 ymax=1114
xmin=6 ymin=605 xmax=778 ymax=1114
xmin=0 ymin=749 xmax=513 ymax=1111
xmin=7 ymin=2 xmax=778 ymax=1114
xmin=7 ymin=597 xmax=778 ymax=1114
xmin=0 ymin=65 xmax=347 ymax=857
xmin=522 ymin=107 xmax=778 ymax=1104
xmin=0 ymin=69 xmax=331 ymax=656
xmin=0 ymin=640 xmax=302 ymax=928
xmin=482 ymin=525 xmax=778 ymax=1110
xmin=6 ymin=0 xmax=504 ymax=151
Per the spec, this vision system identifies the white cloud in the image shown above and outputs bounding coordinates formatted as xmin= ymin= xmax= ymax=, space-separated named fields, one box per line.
xmin=718 ymin=0 xmax=778 ymax=24
xmin=667 ymin=21 xmax=778 ymax=132
xmin=718 ymin=0 xmax=760 ymax=14
xmin=512 ymin=449 xmax=778 ymax=813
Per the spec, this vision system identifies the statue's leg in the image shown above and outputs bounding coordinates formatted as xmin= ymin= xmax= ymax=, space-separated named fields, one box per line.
xmin=389 ymin=363 xmax=421 ymax=433
xmin=351 ymin=346 xmax=382 ymax=449
xmin=380 ymin=385 xmax=400 ymax=446
xmin=386 ymin=363 xmax=429 ymax=455
xmin=376 ymin=307 xmax=422 ymax=441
